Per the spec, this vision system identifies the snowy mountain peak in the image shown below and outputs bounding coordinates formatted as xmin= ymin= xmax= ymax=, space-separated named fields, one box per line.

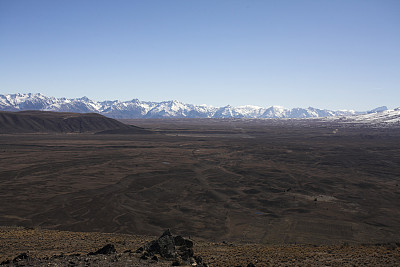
xmin=77 ymin=96 xmax=91 ymax=102
xmin=367 ymin=106 xmax=388 ymax=114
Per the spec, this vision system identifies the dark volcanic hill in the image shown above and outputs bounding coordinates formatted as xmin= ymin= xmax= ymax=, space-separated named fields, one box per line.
xmin=0 ymin=110 xmax=147 ymax=134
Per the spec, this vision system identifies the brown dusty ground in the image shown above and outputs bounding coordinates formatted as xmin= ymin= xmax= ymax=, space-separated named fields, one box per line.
xmin=1 ymin=119 xmax=400 ymax=244
xmin=0 ymin=118 xmax=400 ymax=266
xmin=0 ymin=227 xmax=400 ymax=266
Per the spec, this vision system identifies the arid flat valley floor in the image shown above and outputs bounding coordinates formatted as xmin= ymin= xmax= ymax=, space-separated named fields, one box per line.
xmin=1 ymin=118 xmax=400 ymax=246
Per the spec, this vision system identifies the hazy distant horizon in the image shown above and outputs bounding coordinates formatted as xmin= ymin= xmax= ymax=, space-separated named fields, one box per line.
xmin=1 ymin=1 xmax=399 ymax=110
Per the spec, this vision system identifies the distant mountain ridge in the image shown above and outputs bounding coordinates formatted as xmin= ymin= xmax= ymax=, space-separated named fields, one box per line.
xmin=0 ymin=93 xmax=388 ymax=119
xmin=326 ymin=107 xmax=400 ymax=126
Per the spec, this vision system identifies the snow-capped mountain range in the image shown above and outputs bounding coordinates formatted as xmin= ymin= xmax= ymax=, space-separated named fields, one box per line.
xmin=0 ymin=93 xmax=390 ymax=120
xmin=325 ymin=107 xmax=400 ymax=126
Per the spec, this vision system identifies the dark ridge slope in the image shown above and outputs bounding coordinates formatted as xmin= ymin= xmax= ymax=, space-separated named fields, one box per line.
xmin=0 ymin=110 xmax=148 ymax=134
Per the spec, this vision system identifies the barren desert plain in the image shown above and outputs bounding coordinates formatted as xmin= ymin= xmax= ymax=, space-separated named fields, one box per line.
xmin=1 ymin=116 xmax=400 ymax=266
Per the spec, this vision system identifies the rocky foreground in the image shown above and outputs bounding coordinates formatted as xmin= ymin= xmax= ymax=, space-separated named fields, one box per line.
xmin=1 ymin=227 xmax=400 ymax=266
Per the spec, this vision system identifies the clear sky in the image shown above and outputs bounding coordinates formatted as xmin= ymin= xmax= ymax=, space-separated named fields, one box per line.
xmin=0 ymin=0 xmax=399 ymax=110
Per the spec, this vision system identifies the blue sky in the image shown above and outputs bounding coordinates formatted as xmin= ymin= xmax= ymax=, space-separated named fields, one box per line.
xmin=0 ymin=0 xmax=399 ymax=110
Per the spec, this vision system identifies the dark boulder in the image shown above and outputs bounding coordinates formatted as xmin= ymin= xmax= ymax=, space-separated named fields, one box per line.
xmin=175 ymin=235 xmax=194 ymax=248
xmin=89 ymin=244 xmax=116 ymax=255
xmin=184 ymin=239 xmax=193 ymax=248
xmin=174 ymin=235 xmax=193 ymax=248
xmin=138 ymin=229 xmax=207 ymax=266
xmin=174 ymin=235 xmax=186 ymax=246
xmin=194 ymin=255 xmax=203 ymax=264
xmin=145 ymin=229 xmax=176 ymax=258
xmin=178 ymin=246 xmax=194 ymax=261
xmin=157 ymin=229 xmax=176 ymax=258
xmin=13 ymin=253 xmax=29 ymax=262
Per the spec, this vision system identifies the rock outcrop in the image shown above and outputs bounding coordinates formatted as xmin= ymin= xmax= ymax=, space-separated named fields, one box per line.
xmin=137 ymin=229 xmax=208 ymax=266
xmin=88 ymin=244 xmax=116 ymax=255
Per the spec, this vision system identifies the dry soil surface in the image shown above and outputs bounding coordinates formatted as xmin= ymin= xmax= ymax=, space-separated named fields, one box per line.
xmin=1 ymin=227 xmax=400 ymax=266
xmin=1 ymin=119 xmax=400 ymax=244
